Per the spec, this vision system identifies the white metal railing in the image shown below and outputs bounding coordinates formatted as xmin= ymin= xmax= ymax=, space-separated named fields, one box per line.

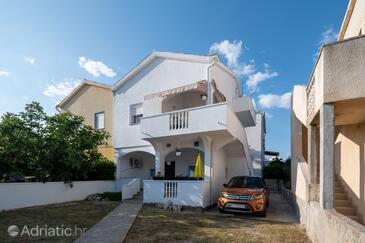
xmin=169 ymin=111 xmax=189 ymax=130
xmin=121 ymin=178 xmax=141 ymax=200
xmin=164 ymin=181 xmax=178 ymax=198
xmin=307 ymin=77 xmax=316 ymax=116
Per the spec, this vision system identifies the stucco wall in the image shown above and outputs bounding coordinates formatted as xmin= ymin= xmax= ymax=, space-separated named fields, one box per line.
xmin=343 ymin=0 xmax=365 ymax=39
xmin=0 ymin=181 xmax=117 ymax=211
xmin=323 ymin=36 xmax=365 ymax=103
xmin=335 ymin=122 xmax=365 ymax=223
xmin=211 ymin=64 xmax=238 ymax=103
xmin=113 ymin=57 xmax=208 ymax=149
xmin=62 ymin=85 xmax=113 ymax=146
xmin=245 ymin=112 xmax=265 ymax=175
xmin=291 ymin=85 xmax=309 ymax=201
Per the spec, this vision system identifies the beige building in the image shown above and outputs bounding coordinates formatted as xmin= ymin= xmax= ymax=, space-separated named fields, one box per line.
xmin=290 ymin=0 xmax=365 ymax=242
xmin=57 ymin=80 xmax=114 ymax=160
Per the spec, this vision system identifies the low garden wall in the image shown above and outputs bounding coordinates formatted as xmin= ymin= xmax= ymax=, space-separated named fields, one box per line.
xmin=282 ymin=187 xmax=365 ymax=243
xmin=0 ymin=180 xmax=117 ymax=211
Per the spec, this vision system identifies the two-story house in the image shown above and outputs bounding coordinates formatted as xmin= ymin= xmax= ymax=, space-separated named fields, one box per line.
xmin=290 ymin=0 xmax=365 ymax=241
xmin=59 ymin=51 xmax=265 ymax=208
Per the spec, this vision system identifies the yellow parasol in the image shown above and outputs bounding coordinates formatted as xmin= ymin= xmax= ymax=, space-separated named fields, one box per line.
xmin=194 ymin=153 xmax=204 ymax=178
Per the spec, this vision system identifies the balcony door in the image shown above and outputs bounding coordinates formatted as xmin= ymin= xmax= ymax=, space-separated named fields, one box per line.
xmin=165 ymin=161 xmax=175 ymax=179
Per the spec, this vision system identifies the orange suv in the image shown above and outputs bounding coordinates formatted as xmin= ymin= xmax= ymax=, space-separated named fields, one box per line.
xmin=218 ymin=176 xmax=269 ymax=217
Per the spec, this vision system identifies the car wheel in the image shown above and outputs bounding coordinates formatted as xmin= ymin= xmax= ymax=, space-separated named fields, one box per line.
xmin=257 ymin=207 xmax=267 ymax=217
xmin=219 ymin=207 xmax=225 ymax=213
xmin=266 ymin=199 xmax=270 ymax=207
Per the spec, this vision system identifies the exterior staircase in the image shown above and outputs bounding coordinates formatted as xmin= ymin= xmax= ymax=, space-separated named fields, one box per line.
xmin=335 ymin=180 xmax=362 ymax=224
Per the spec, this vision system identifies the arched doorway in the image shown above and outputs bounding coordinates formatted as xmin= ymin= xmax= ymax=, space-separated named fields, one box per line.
xmin=118 ymin=151 xmax=155 ymax=179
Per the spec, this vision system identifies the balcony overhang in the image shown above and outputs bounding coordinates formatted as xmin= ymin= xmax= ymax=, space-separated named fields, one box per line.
xmin=231 ymin=96 xmax=256 ymax=127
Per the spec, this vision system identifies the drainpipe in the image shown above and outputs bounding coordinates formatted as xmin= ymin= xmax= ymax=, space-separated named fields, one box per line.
xmin=206 ymin=59 xmax=216 ymax=105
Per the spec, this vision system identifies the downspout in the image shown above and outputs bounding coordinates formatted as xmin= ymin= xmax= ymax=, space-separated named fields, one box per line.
xmin=206 ymin=59 xmax=215 ymax=205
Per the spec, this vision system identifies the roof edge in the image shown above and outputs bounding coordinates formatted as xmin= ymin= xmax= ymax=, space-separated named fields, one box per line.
xmin=338 ymin=0 xmax=357 ymax=41
xmin=56 ymin=79 xmax=111 ymax=109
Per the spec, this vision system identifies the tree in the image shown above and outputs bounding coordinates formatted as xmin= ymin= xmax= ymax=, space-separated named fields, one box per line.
xmin=263 ymin=157 xmax=291 ymax=182
xmin=0 ymin=102 xmax=114 ymax=182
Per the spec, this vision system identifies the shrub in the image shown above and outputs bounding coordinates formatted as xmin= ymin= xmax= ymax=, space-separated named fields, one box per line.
xmin=97 ymin=192 xmax=121 ymax=201
xmin=88 ymin=159 xmax=116 ymax=180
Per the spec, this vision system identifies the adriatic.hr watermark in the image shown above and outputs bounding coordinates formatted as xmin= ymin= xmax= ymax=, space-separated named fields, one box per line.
xmin=7 ymin=224 xmax=87 ymax=238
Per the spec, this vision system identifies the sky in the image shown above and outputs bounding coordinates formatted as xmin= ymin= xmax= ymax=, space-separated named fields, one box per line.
xmin=0 ymin=0 xmax=348 ymax=157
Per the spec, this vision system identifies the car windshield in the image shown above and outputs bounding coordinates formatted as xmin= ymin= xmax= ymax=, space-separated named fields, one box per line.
xmin=227 ymin=177 xmax=264 ymax=188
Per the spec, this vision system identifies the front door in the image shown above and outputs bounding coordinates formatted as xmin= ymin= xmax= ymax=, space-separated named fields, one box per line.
xmin=165 ymin=161 xmax=175 ymax=179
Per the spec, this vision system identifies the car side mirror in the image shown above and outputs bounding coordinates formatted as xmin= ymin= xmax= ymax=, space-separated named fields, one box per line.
xmin=223 ymin=183 xmax=227 ymax=187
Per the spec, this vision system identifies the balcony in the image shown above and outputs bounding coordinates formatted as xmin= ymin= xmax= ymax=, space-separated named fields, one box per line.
xmin=140 ymin=102 xmax=246 ymax=142
xmin=306 ymin=35 xmax=365 ymax=122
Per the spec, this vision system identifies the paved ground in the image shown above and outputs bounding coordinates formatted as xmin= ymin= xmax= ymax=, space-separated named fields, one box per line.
xmin=74 ymin=198 xmax=142 ymax=243
xmin=205 ymin=192 xmax=298 ymax=223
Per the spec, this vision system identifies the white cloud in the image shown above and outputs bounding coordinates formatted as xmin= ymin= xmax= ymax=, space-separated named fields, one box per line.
xmin=209 ymin=40 xmax=242 ymax=66
xmin=43 ymin=79 xmax=80 ymax=102
xmin=246 ymin=70 xmax=278 ymax=91
xmin=24 ymin=57 xmax=35 ymax=65
xmin=0 ymin=69 xmax=10 ymax=77
xmin=314 ymin=26 xmax=338 ymax=59
xmin=258 ymin=92 xmax=292 ymax=109
xmin=209 ymin=40 xmax=258 ymax=77
xmin=78 ymin=56 xmax=116 ymax=78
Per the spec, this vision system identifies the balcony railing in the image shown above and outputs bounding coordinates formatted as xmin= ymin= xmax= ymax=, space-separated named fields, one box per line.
xmin=169 ymin=111 xmax=189 ymax=130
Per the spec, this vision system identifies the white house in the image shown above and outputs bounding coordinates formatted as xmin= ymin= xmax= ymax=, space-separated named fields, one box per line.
xmin=112 ymin=51 xmax=264 ymax=208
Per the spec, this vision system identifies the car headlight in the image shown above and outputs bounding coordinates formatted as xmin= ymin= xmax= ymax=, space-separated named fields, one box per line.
xmin=250 ymin=193 xmax=264 ymax=200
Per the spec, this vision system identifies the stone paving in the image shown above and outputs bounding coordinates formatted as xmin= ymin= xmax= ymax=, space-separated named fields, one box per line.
xmin=74 ymin=198 xmax=142 ymax=243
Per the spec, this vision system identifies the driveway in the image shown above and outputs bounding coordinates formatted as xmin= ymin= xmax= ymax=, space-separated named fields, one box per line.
xmin=205 ymin=192 xmax=298 ymax=223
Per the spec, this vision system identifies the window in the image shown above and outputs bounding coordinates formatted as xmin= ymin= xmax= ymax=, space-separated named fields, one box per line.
xmin=94 ymin=112 xmax=105 ymax=129
xmin=130 ymin=103 xmax=143 ymax=125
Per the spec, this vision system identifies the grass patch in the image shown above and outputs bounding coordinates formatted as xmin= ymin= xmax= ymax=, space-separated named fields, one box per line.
xmin=125 ymin=205 xmax=311 ymax=243
xmin=0 ymin=200 xmax=119 ymax=242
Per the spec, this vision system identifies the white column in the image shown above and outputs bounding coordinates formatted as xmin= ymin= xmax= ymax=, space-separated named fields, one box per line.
xmin=320 ymin=103 xmax=335 ymax=209
xmin=114 ymin=149 xmax=124 ymax=179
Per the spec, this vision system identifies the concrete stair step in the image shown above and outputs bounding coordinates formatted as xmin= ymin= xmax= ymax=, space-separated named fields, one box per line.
xmin=336 ymin=206 xmax=356 ymax=216
xmin=335 ymin=192 xmax=347 ymax=200
xmin=335 ymin=199 xmax=352 ymax=207
xmin=335 ymin=187 xmax=344 ymax=193
xmin=348 ymin=215 xmax=362 ymax=224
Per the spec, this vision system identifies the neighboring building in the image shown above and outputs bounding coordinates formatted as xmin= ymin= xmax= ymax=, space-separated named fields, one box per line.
xmin=57 ymin=80 xmax=114 ymax=160
xmin=246 ymin=112 xmax=266 ymax=175
xmin=290 ymin=0 xmax=365 ymax=241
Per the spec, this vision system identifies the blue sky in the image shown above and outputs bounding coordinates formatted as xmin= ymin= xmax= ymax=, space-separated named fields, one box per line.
xmin=0 ymin=0 xmax=348 ymax=157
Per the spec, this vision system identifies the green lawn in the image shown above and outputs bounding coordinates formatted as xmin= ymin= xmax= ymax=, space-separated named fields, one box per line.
xmin=125 ymin=205 xmax=311 ymax=243
xmin=0 ymin=201 xmax=120 ymax=243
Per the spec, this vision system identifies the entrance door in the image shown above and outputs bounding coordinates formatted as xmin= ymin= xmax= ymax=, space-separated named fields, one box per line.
xmin=165 ymin=161 xmax=175 ymax=179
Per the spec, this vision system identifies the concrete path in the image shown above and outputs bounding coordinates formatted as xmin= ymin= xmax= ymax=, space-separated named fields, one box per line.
xmin=74 ymin=198 xmax=142 ymax=243
xmin=205 ymin=192 xmax=298 ymax=223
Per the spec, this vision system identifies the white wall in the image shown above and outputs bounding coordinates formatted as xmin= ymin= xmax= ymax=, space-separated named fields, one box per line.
xmin=0 ymin=181 xmax=117 ymax=211
xmin=113 ymin=57 xmax=208 ymax=148
xmin=211 ymin=64 xmax=238 ymax=103
xmin=344 ymin=0 xmax=365 ymax=39
xmin=118 ymin=152 xmax=155 ymax=179
xmin=245 ymin=112 xmax=265 ymax=175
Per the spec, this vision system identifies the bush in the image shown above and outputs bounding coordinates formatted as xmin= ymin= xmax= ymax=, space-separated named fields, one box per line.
xmin=263 ymin=157 xmax=291 ymax=182
xmin=97 ymin=192 xmax=121 ymax=201
xmin=88 ymin=159 xmax=116 ymax=180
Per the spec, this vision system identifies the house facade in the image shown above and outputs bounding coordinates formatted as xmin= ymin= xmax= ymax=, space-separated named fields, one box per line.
xmin=290 ymin=0 xmax=365 ymax=241
xmin=58 ymin=51 xmax=265 ymax=208
xmin=57 ymin=80 xmax=114 ymax=160
xmin=112 ymin=51 xmax=261 ymax=207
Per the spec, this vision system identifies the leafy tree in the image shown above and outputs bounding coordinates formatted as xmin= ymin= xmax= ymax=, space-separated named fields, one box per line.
xmin=0 ymin=102 xmax=114 ymax=182
xmin=263 ymin=157 xmax=291 ymax=182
